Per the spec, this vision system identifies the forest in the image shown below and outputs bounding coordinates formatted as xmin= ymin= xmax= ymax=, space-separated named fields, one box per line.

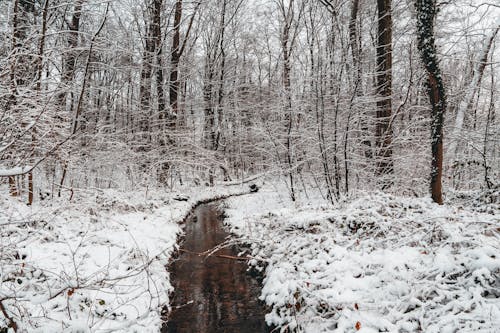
xmin=0 ymin=0 xmax=498 ymax=332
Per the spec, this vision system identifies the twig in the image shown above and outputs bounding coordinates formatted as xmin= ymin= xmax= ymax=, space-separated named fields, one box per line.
xmin=0 ymin=300 xmax=18 ymax=332
xmin=178 ymin=248 xmax=260 ymax=262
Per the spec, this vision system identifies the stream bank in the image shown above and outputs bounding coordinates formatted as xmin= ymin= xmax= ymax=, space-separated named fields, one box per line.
xmin=163 ymin=203 xmax=270 ymax=333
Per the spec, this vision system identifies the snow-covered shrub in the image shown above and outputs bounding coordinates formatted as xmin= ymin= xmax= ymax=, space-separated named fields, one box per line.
xmin=226 ymin=190 xmax=500 ymax=333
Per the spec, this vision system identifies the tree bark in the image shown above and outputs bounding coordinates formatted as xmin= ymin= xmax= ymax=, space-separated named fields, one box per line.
xmin=7 ymin=0 xmax=21 ymax=197
xmin=36 ymin=0 xmax=49 ymax=91
xmin=58 ymin=0 xmax=84 ymax=109
xmin=349 ymin=0 xmax=361 ymax=87
xmin=152 ymin=0 xmax=166 ymax=124
xmin=278 ymin=0 xmax=303 ymax=201
xmin=168 ymin=0 xmax=182 ymax=128
xmin=415 ymin=0 xmax=447 ymax=205
xmin=215 ymin=0 xmax=227 ymax=151
xmin=139 ymin=0 xmax=162 ymax=138
xmin=375 ymin=0 xmax=393 ymax=181
xmin=168 ymin=0 xmax=199 ymax=130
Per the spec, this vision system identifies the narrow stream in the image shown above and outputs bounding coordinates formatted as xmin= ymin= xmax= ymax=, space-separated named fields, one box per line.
xmin=163 ymin=203 xmax=270 ymax=333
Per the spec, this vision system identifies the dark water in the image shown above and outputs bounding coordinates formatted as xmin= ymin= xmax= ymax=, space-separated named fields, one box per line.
xmin=163 ymin=203 xmax=270 ymax=333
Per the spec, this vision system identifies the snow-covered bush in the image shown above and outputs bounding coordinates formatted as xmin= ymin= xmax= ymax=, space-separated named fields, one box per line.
xmin=226 ymin=190 xmax=500 ymax=333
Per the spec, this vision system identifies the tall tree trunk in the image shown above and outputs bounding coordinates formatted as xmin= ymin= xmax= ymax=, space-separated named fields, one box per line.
xmin=59 ymin=0 xmax=84 ymax=110
xmin=279 ymin=0 xmax=303 ymax=202
xmin=153 ymin=0 xmax=165 ymax=125
xmin=36 ymin=0 xmax=49 ymax=91
xmin=349 ymin=0 xmax=361 ymax=88
xmin=57 ymin=0 xmax=84 ymax=196
xmin=28 ymin=0 xmax=50 ymax=205
xmin=168 ymin=0 xmax=199 ymax=130
xmin=7 ymin=0 xmax=21 ymax=197
xmin=482 ymin=60 xmax=495 ymax=190
xmin=375 ymin=0 xmax=393 ymax=181
xmin=349 ymin=0 xmax=371 ymax=162
xmin=139 ymin=0 xmax=162 ymax=140
xmin=283 ymin=43 xmax=295 ymax=202
xmin=215 ymin=0 xmax=227 ymax=152
xmin=203 ymin=62 xmax=216 ymax=151
xmin=415 ymin=0 xmax=447 ymax=205
xmin=168 ymin=0 xmax=182 ymax=128
xmin=203 ymin=59 xmax=216 ymax=185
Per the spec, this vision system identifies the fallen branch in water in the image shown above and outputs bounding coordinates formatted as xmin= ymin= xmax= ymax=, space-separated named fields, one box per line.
xmin=177 ymin=248 xmax=263 ymax=262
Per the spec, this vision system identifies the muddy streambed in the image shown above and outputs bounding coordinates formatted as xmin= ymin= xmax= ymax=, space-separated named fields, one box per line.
xmin=163 ymin=203 xmax=270 ymax=333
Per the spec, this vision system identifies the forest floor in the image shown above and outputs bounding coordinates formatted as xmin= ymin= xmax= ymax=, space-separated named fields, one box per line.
xmin=0 ymin=182 xmax=498 ymax=332
xmin=224 ymin=184 xmax=500 ymax=333
xmin=0 ymin=185 xmax=245 ymax=332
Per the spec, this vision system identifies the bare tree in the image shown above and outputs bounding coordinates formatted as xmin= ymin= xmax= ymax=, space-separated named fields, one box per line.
xmin=276 ymin=0 xmax=305 ymax=201
xmin=168 ymin=0 xmax=200 ymax=129
xmin=0 ymin=0 xmax=497 ymax=203
xmin=449 ymin=25 xmax=499 ymax=160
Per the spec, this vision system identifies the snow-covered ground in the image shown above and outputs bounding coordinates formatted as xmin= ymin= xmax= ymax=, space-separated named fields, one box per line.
xmin=224 ymin=186 xmax=500 ymax=333
xmin=0 ymin=185 xmax=246 ymax=332
xmin=2 ymin=181 xmax=498 ymax=333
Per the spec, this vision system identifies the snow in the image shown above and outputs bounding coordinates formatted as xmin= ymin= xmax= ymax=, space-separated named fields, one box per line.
xmin=0 ymin=185 xmax=247 ymax=332
xmin=0 ymin=166 xmax=32 ymax=177
xmin=1 ymin=181 xmax=497 ymax=332
xmin=224 ymin=186 xmax=500 ymax=332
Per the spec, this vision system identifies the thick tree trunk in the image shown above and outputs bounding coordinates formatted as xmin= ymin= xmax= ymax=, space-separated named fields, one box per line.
xmin=415 ymin=0 xmax=447 ymax=205
xmin=139 ymin=0 xmax=163 ymax=139
xmin=375 ymin=0 xmax=393 ymax=181
xmin=168 ymin=0 xmax=199 ymax=130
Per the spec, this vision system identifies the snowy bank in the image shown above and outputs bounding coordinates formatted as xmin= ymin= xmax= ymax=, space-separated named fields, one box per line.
xmin=0 ymin=185 xmax=246 ymax=332
xmin=225 ymin=187 xmax=500 ymax=333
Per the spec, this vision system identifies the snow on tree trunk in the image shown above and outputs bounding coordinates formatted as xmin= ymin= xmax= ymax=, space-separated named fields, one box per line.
xmin=415 ymin=0 xmax=447 ymax=205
